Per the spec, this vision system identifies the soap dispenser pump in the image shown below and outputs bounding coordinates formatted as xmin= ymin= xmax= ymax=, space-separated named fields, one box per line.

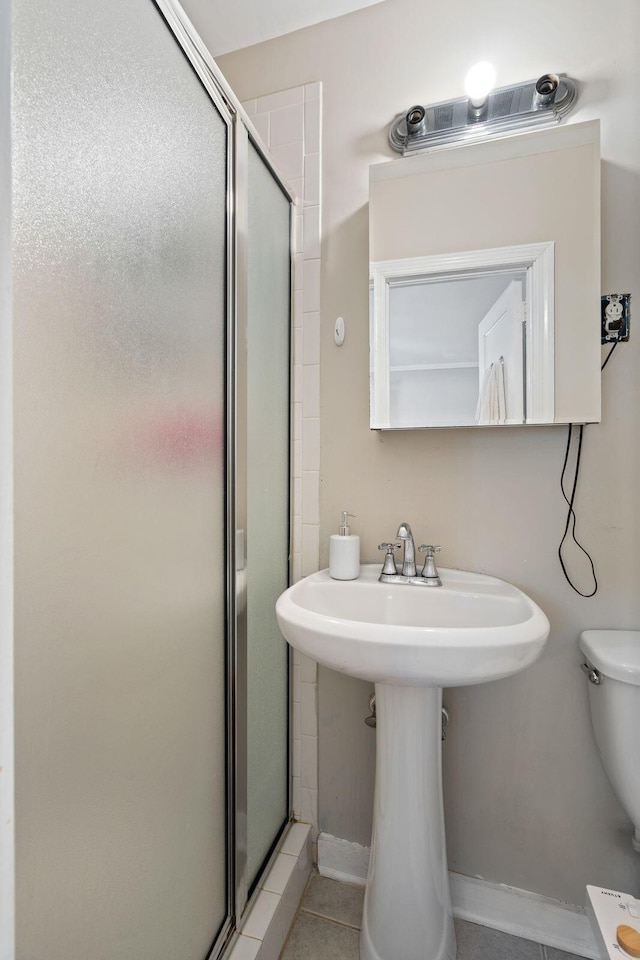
xmin=329 ymin=511 xmax=360 ymax=580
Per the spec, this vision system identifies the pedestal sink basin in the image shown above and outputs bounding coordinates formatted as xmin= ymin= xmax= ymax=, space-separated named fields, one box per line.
xmin=276 ymin=564 xmax=550 ymax=960
xmin=276 ymin=564 xmax=548 ymax=687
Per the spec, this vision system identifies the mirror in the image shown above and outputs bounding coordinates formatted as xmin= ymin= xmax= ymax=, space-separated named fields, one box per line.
xmin=370 ymin=242 xmax=554 ymax=428
xmin=369 ymin=121 xmax=601 ymax=429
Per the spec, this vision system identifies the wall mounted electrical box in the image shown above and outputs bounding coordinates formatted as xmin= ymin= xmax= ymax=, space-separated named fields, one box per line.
xmin=601 ymin=293 xmax=631 ymax=343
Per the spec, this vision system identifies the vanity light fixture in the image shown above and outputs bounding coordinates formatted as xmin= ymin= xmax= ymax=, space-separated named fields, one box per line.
xmin=389 ymin=70 xmax=577 ymax=155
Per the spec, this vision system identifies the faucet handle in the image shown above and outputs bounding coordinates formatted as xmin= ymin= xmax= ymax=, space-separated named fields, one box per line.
xmin=418 ymin=544 xmax=441 ymax=557
xmin=418 ymin=545 xmax=442 ymax=584
xmin=378 ymin=542 xmax=400 ymax=576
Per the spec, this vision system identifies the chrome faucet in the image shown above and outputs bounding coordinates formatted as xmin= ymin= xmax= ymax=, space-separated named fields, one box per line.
xmin=378 ymin=523 xmax=442 ymax=586
xmin=396 ymin=522 xmax=417 ymax=577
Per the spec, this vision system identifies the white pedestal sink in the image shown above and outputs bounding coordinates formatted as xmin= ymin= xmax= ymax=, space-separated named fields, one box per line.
xmin=276 ymin=564 xmax=550 ymax=960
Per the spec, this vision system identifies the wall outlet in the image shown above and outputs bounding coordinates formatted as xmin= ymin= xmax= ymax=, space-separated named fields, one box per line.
xmin=601 ymin=293 xmax=631 ymax=343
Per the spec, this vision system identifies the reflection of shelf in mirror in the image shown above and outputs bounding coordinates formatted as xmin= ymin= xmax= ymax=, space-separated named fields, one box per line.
xmin=389 ymin=362 xmax=479 ymax=373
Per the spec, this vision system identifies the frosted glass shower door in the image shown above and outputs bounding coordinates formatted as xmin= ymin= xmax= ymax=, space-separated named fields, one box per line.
xmin=244 ymin=142 xmax=292 ymax=894
xmin=13 ymin=1 xmax=230 ymax=958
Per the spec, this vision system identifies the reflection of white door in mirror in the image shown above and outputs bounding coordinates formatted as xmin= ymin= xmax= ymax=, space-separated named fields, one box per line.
xmin=370 ymin=243 xmax=554 ymax=429
xmin=477 ymin=280 xmax=525 ymax=425
xmin=369 ymin=121 xmax=601 ymax=429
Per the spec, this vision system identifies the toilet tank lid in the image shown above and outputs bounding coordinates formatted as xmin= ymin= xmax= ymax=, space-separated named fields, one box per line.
xmin=580 ymin=630 xmax=640 ymax=685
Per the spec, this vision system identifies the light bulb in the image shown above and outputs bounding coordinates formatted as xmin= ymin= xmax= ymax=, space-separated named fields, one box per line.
xmin=464 ymin=62 xmax=497 ymax=108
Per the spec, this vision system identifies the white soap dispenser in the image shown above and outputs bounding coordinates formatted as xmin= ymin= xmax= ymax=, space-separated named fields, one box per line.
xmin=329 ymin=511 xmax=360 ymax=580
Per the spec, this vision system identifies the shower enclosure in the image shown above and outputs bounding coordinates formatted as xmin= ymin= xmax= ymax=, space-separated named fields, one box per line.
xmin=10 ymin=1 xmax=292 ymax=957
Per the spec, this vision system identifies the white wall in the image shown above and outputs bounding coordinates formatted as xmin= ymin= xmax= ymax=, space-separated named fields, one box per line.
xmin=217 ymin=0 xmax=640 ymax=904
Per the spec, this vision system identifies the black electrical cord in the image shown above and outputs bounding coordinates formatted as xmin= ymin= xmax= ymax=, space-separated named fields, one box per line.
xmin=558 ymin=338 xmax=620 ymax=596
xmin=601 ymin=339 xmax=619 ymax=371
xmin=558 ymin=425 xmax=597 ymax=596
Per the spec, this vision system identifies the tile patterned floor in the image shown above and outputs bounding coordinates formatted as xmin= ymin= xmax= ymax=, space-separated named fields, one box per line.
xmin=280 ymin=874 xmax=586 ymax=960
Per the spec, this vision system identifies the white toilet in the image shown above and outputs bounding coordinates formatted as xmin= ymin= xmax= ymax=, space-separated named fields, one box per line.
xmin=580 ymin=630 xmax=640 ymax=852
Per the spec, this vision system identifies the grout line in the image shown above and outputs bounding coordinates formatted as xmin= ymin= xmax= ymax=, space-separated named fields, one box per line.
xmin=299 ymin=906 xmax=361 ymax=931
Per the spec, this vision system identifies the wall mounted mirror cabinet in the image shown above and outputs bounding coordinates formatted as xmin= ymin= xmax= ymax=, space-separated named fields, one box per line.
xmin=369 ymin=121 xmax=601 ymax=429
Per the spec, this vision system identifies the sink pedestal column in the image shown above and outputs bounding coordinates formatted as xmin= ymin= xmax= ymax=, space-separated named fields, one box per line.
xmin=360 ymin=683 xmax=456 ymax=960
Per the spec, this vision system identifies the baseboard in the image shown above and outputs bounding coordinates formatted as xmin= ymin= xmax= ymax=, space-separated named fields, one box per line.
xmin=449 ymin=872 xmax=599 ymax=959
xmin=317 ymin=832 xmax=369 ymax=886
xmin=317 ymin=832 xmax=600 ymax=959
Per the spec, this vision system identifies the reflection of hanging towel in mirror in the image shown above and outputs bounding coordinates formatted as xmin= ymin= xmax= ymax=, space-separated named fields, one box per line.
xmin=475 ymin=357 xmax=506 ymax=424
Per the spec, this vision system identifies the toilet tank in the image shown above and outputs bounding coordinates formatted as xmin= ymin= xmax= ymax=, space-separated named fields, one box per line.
xmin=580 ymin=630 xmax=640 ymax=844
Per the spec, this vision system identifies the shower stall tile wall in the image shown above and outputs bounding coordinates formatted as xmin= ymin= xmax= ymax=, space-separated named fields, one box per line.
xmin=243 ymin=84 xmax=322 ymax=831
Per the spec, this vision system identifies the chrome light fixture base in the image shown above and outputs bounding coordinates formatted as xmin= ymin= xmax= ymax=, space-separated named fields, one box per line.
xmin=389 ymin=74 xmax=577 ymax=155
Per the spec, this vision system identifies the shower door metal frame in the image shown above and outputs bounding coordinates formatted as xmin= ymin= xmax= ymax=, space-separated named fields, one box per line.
xmin=234 ymin=120 xmax=250 ymax=921
xmin=152 ymin=0 xmax=295 ymax=953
